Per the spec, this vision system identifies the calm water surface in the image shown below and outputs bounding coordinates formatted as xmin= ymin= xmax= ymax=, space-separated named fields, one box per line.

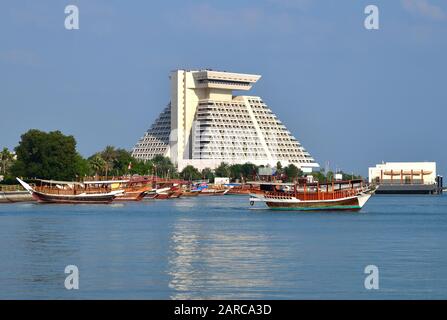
xmin=0 ymin=195 xmax=446 ymax=299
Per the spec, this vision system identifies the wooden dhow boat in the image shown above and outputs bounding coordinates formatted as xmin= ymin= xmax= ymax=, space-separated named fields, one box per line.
xmin=90 ymin=178 xmax=152 ymax=201
xmin=181 ymin=189 xmax=200 ymax=197
xmin=153 ymin=190 xmax=182 ymax=199
xmin=144 ymin=187 xmax=171 ymax=199
xmin=198 ymin=188 xmax=229 ymax=196
xmin=249 ymin=179 xmax=374 ymax=211
xmin=17 ymin=178 xmax=124 ymax=204
xmin=146 ymin=184 xmax=183 ymax=199
xmin=226 ymin=183 xmax=261 ymax=195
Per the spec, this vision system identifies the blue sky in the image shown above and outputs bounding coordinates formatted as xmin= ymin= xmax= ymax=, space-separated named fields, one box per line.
xmin=1 ymin=0 xmax=446 ymax=176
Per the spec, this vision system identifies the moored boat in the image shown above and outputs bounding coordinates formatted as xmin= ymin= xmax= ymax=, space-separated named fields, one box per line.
xmin=94 ymin=178 xmax=152 ymax=201
xmin=144 ymin=187 xmax=170 ymax=199
xmin=168 ymin=190 xmax=183 ymax=198
xmin=17 ymin=178 xmax=124 ymax=204
xmin=181 ymin=190 xmax=200 ymax=197
xmin=114 ymin=187 xmax=149 ymax=201
xmin=199 ymin=188 xmax=229 ymax=196
xmin=226 ymin=183 xmax=261 ymax=195
xmin=250 ymin=180 xmax=374 ymax=211
xmin=148 ymin=185 xmax=183 ymax=199
xmin=154 ymin=192 xmax=173 ymax=199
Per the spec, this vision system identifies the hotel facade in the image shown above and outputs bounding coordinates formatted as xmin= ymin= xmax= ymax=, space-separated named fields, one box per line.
xmin=132 ymin=70 xmax=319 ymax=172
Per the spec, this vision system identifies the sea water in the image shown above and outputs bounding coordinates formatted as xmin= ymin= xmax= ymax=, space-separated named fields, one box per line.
xmin=0 ymin=195 xmax=446 ymax=299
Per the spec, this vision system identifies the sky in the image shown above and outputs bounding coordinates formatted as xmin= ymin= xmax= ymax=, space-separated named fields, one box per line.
xmin=0 ymin=0 xmax=446 ymax=177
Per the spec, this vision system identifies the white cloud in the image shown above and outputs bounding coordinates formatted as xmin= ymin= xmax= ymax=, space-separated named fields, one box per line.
xmin=401 ymin=0 xmax=446 ymax=20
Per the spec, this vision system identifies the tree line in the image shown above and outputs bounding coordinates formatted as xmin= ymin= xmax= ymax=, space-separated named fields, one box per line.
xmin=0 ymin=129 xmax=362 ymax=184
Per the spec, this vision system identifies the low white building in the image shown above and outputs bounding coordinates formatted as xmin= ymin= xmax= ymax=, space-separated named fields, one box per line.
xmin=368 ymin=162 xmax=437 ymax=185
xmin=214 ymin=177 xmax=230 ymax=185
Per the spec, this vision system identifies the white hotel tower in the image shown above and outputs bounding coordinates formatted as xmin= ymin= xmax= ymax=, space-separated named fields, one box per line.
xmin=132 ymin=70 xmax=319 ymax=172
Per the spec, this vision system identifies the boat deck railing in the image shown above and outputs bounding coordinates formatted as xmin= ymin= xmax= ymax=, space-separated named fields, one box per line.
xmin=35 ymin=186 xmax=112 ymax=195
xmin=266 ymin=187 xmax=364 ymax=201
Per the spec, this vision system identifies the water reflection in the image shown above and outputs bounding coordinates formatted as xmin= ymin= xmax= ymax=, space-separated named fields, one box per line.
xmin=1 ymin=195 xmax=446 ymax=299
xmin=168 ymin=217 xmax=275 ymax=299
xmin=2 ymin=211 xmax=81 ymax=297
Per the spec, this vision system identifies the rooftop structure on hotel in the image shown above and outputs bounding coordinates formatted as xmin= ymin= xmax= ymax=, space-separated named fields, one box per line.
xmin=132 ymin=69 xmax=319 ymax=172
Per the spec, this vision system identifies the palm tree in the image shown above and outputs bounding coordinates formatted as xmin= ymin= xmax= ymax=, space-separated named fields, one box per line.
xmin=0 ymin=148 xmax=14 ymax=175
xmin=152 ymin=155 xmax=176 ymax=178
xmin=180 ymin=165 xmax=201 ymax=181
xmin=201 ymin=167 xmax=214 ymax=182
xmin=101 ymin=146 xmax=117 ymax=178
xmin=215 ymin=162 xmax=230 ymax=177
xmin=89 ymin=156 xmax=106 ymax=177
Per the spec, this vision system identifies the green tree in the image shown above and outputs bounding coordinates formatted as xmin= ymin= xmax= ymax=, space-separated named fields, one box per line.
xmin=284 ymin=164 xmax=302 ymax=182
xmin=341 ymin=171 xmax=363 ymax=181
xmin=75 ymin=153 xmax=91 ymax=178
xmin=180 ymin=165 xmax=201 ymax=181
xmin=0 ymin=147 xmax=14 ymax=176
xmin=229 ymin=164 xmax=243 ymax=181
xmin=152 ymin=155 xmax=177 ymax=178
xmin=11 ymin=129 xmax=82 ymax=180
xmin=88 ymin=148 xmax=135 ymax=177
xmin=276 ymin=161 xmax=283 ymax=176
xmin=112 ymin=148 xmax=133 ymax=176
xmin=100 ymin=145 xmax=118 ymax=178
xmin=130 ymin=159 xmax=154 ymax=176
xmin=215 ymin=162 xmax=230 ymax=177
xmin=201 ymin=167 xmax=215 ymax=182
xmin=89 ymin=156 xmax=106 ymax=176
xmin=241 ymin=163 xmax=257 ymax=182
xmin=326 ymin=170 xmax=334 ymax=182
xmin=311 ymin=170 xmax=327 ymax=183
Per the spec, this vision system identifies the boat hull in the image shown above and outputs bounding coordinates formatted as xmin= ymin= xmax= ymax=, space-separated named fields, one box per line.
xmin=154 ymin=192 xmax=175 ymax=199
xmin=114 ymin=190 xmax=147 ymax=201
xmin=31 ymin=191 xmax=117 ymax=204
xmin=199 ymin=189 xmax=229 ymax=196
xmin=15 ymin=178 xmax=121 ymax=204
xmin=155 ymin=194 xmax=170 ymax=199
xmin=168 ymin=191 xmax=183 ymax=198
xmin=180 ymin=191 xmax=199 ymax=197
xmin=253 ymin=193 xmax=372 ymax=211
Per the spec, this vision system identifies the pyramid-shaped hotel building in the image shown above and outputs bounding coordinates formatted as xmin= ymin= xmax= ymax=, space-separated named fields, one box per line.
xmin=132 ymin=70 xmax=319 ymax=172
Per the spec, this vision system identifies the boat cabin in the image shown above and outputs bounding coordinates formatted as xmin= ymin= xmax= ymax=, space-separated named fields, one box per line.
xmin=257 ymin=179 xmax=365 ymax=201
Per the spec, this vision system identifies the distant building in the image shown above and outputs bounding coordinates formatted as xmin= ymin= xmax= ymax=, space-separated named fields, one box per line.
xmin=132 ymin=69 xmax=319 ymax=172
xmin=214 ymin=177 xmax=230 ymax=185
xmin=306 ymin=175 xmax=314 ymax=184
xmin=258 ymin=166 xmax=275 ymax=177
xmin=368 ymin=162 xmax=442 ymax=194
